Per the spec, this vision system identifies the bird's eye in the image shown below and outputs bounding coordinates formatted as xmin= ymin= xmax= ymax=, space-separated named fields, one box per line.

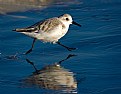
xmin=66 ymin=18 xmax=69 ymax=21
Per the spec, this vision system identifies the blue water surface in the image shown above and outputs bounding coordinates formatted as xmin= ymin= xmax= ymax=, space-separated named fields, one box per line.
xmin=0 ymin=0 xmax=121 ymax=94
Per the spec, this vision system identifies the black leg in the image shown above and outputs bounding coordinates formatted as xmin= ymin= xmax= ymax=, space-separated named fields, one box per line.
xmin=57 ymin=41 xmax=76 ymax=51
xmin=58 ymin=54 xmax=77 ymax=64
xmin=26 ymin=59 xmax=39 ymax=74
xmin=25 ymin=38 xmax=36 ymax=55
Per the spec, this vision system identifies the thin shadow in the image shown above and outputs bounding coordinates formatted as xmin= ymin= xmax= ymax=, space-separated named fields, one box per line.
xmin=22 ymin=54 xmax=78 ymax=93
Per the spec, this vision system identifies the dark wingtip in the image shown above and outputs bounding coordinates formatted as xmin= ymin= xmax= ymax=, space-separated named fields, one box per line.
xmin=12 ymin=29 xmax=16 ymax=31
xmin=12 ymin=28 xmax=24 ymax=32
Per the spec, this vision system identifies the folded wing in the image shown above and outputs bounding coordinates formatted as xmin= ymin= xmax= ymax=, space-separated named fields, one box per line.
xmin=13 ymin=17 xmax=62 ymax=33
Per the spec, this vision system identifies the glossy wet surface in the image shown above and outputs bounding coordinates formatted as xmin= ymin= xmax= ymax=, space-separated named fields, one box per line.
xmin=0 ymin=0 xmax=121 ymax=94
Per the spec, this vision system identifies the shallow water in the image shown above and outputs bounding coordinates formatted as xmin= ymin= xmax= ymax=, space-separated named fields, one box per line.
xmin=0 ymin=0 xmax=121 ymax=94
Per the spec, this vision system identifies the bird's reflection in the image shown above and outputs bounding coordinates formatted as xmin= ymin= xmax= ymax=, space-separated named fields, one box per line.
xmin=23 ymin=54 xmax=77 ymax=93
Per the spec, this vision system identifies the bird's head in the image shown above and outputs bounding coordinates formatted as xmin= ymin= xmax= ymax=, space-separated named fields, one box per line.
xmin=59 ymin=14 xmax=81 ymax=27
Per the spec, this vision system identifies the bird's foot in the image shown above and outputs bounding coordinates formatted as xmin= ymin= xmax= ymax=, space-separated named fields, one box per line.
xmin=24 ymin=49 xmax=32 ymax=55
xmin=67 ymin=47 xmax=77 ymax=51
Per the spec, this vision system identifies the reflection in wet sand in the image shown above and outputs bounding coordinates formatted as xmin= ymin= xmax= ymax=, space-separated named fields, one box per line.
xmin=0 ymin=0 xmax=80 ymax=14
xmin=23 ymin=54 xmax=77 ymax=93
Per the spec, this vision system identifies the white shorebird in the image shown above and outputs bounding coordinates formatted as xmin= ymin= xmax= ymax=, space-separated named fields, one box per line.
xmin=13 ymin=14 xmax=81 ymax=54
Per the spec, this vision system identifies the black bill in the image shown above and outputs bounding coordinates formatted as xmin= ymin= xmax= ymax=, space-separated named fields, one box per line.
xmin=72 ymin=21 xmax=81 ymax=27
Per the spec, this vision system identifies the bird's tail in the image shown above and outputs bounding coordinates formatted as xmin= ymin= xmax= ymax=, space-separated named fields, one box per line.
xmin=13 ymin=27 xmax=37 ymax=32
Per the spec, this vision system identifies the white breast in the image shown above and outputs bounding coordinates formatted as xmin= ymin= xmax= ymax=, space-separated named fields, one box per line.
xmin=37 ymin=24 xmax=69 ymax=43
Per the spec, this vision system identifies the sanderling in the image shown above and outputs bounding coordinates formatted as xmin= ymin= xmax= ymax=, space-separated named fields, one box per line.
xmin=13 ymin=14 xmax=81 ymax=54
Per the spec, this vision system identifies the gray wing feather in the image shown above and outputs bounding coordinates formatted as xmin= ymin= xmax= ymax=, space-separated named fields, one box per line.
xmin=13 ymin=17 xmax=62 ymax=33
xmin=31 ymin=17 xmax=62 ymax=32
